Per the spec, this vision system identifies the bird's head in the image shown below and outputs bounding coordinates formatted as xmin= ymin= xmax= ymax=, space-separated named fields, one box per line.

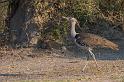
xmin=62 ymin=16 xmax=80 ymax=28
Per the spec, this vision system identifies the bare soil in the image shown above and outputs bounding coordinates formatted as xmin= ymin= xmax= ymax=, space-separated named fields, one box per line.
xmin=0 ymin=40 xmax=124 ymax=82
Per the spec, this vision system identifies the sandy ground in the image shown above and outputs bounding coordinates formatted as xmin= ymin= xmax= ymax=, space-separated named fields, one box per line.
xmin=0 ymin=40 xmax=124 ymax=82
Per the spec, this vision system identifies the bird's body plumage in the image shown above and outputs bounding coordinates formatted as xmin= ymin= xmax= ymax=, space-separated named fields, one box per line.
xmin=75 ymin=33 xmax=119 ymax=50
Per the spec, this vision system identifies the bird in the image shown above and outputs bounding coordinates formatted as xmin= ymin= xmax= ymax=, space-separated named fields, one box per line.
xmin=62 ymin=16 xmax=119 ymax=70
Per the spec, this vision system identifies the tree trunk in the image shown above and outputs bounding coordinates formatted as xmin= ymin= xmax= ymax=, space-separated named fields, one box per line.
xmin=9 ymin=0 xmax=50 ymax=48
xmin=6 ymin=0 xmax=67 ymax=48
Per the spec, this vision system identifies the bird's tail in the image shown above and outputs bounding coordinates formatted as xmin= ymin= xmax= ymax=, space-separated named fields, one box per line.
xmin=103 ymin=40 xmax=119 ymax=51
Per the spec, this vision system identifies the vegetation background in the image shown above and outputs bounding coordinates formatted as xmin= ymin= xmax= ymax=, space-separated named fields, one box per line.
xmin=0 ymin=0 xmax=124 ymax=48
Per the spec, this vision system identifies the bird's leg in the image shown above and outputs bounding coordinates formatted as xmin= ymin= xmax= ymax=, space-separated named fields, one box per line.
xmin=82 ymin=48 xmax=99 ymax=71
xmin=82 ymin=56 xmax=89 ymax=71
xmin=88 ymin=48 xmax=99 ymax=68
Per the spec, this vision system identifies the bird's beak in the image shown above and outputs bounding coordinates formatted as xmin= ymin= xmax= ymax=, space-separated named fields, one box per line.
xmin=62 ymin=16 xmax=69 ymax=21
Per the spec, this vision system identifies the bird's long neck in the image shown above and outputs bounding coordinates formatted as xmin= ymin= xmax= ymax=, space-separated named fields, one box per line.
xmin=70 ymin=22 xmax=77 ymax=38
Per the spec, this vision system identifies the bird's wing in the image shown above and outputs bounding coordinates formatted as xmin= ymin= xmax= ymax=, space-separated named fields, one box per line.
xmin=77 ymin=33 xmax=119 ymax=50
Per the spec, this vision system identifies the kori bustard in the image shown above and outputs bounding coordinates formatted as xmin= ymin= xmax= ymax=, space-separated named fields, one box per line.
xmin=62 ymin=16 xmax=119 ymax=70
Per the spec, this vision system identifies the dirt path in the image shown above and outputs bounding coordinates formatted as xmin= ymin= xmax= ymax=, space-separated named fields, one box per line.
xmin=0 ymin=56 xmax=124 ymax=81
xmin=0 ymin=40 xmax=124 ymax=82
